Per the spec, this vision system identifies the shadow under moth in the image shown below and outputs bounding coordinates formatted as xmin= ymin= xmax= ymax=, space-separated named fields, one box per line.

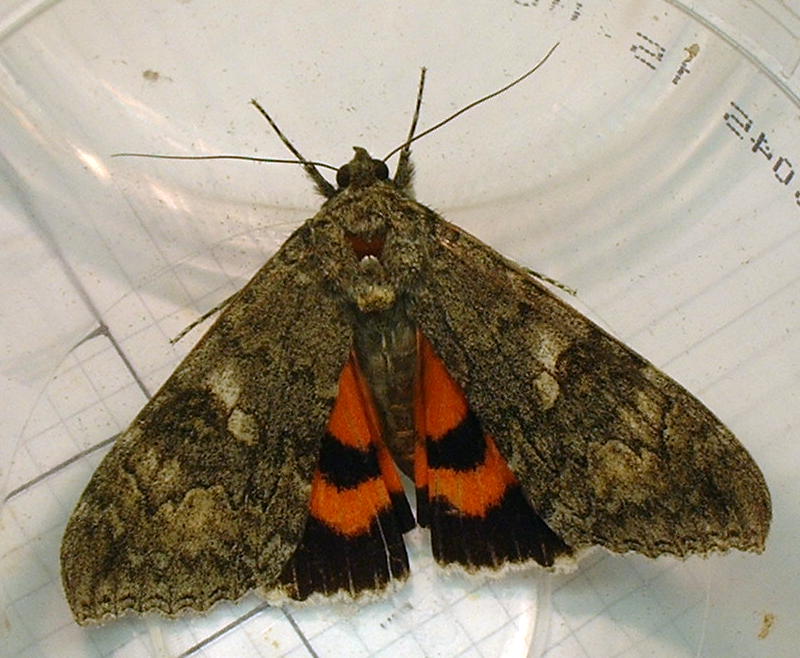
xmin=61 ymin=48 xmax=771 ymax=625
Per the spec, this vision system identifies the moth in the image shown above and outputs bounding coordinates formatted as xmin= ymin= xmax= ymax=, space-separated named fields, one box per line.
xmin=61 ymin=48 xmax=771 ymax=625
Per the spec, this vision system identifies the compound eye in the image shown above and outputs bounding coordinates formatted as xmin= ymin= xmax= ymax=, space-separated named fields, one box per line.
xmin=373 ymin=159 xmax=389 ymax=180
xmin=336 ymin=164 xmax=351 ymax=188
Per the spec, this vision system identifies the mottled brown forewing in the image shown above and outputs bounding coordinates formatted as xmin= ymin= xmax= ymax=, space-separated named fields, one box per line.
xmin=60 ymin=226 xmax=353 ymax=624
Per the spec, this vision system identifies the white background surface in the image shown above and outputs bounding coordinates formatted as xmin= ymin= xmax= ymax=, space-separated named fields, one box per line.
xmin=1 ymin=1 xmax=798 ymax=656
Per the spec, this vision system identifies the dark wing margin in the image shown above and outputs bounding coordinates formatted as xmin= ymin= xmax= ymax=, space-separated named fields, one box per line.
xmin=407 ymin=214 xmax=771 ymax=558
xmin=60 ymin=225 xmax=353 ymax=624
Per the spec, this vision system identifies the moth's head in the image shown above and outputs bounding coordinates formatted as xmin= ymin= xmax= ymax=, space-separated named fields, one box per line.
xmin=336 ymin=147 xmax=390 ymax=191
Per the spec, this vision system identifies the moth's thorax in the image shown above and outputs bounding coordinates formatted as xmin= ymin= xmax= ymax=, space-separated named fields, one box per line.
xmin=322 ymin=178 xmax=415 ymax=238
xmin=311 ymin=179 xmax=430 ymax=314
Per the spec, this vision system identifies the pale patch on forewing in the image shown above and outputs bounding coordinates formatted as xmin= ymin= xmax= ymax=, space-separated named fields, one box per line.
xmin=635 ymin=387 xmax=664 ymax=426
xmin=135 ymin=446 xmax=161 ymax=481
xmin=117 ymin=425 xmax=143 ymax=449
xmin=533 ymin=371 xmax=560 ymax=409
xmin=524 ymin=326 xmax=569 ymax=410
xmin=154 ymin=485 xmax=238 ymax=557
xmin=621 ymin=368 xmax=671 ymax=448
xmin=532 ymin=326 xmax=571 ymax=372
xmin=206 ymin=361 xmax=242 ymax=410
xmin=588 ymin=440 xmax=666 ymax=511
xmin=615 ymin=392 xmax=662 ymax=448
xmin=227 ymin=408 xmax=259 ymax=445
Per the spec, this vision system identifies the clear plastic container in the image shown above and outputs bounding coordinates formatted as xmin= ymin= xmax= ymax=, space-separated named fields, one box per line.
xmin=1 ymin=1 xmax=796 ymax=656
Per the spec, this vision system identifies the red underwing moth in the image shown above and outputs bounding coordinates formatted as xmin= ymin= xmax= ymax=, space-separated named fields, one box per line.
xmin=61 ymin=46 xmax=771 ymax=625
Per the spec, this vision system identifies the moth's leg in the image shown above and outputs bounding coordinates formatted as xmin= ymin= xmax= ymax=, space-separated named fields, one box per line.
xmin=525 ymin=268 xmax=577 ymax=297
xmin=170 ymin=290 xmax=240 ymax=344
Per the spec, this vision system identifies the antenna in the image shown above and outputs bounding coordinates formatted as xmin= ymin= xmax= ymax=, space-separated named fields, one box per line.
xmin=383 ymin=42 xmax=559 ymax=162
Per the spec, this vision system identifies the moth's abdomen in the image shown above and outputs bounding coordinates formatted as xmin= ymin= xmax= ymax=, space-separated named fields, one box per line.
xmin=352 ymin=304 xmax=419 ymax=476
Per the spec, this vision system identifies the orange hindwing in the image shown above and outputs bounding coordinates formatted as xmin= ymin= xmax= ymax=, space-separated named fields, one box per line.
xmin=414 ymin=334 xmax=572 ymax=570
xmin=278 ymin=354 xmax=414 ymax=599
